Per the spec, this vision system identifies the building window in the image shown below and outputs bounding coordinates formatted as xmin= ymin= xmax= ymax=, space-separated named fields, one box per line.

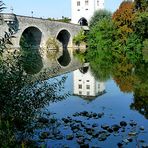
xmin=85 ymin=0 xmax=89 ymax=6
xmin=85 ymin=8 xmax=88 ymax=10
xmin=86 ymin=85 xmax=90 ymax=89
xmin=79 ymin=79 xmax=82 ymax=81
xmin=86 ymin=80 xmax=89 ymax=82
xmin=78 ymin=84 xmax=82 ymax=89
xmin=79 ymin=91 xmax=82 ymax=95
xmin=97 ymin=0 xmax=99 ymax=6
xmin=77 ymin=1 xmax=80 ymax=6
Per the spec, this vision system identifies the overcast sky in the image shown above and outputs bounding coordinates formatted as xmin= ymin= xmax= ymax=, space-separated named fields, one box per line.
xmin=3 ymin=0 xmax=123 ymax=19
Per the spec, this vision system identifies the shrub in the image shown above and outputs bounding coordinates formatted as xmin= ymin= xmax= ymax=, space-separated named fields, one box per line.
xmin=89 ymin=9 xmax=112 ymax=28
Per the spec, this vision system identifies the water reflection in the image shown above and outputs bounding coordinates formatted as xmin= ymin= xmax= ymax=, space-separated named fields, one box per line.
xmin=73 ymin=66 xmax=106 ymax=101
xmin=19 ymin=26 xmax=43 ymax=74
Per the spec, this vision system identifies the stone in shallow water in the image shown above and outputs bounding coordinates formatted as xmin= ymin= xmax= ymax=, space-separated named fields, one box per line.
xmin=112 ymin=124 xmax=121 ymax=131
xmin=107 ymin=128 xmax=114 ymax=133
xmin=73 ymin=112 xmax=79 ymax=117
xmin=93 ymin=113 xmax=97 ymax=117
xmin=77 ymin=137 xmax=84 ymax=144
xmin=140 ymin=126 xmax=145 ymax=131
xmin=128 ymin=132 xmax=137 ymax=136
xmin=120 ymin=121 xmax=127 ymax=127
xmin=122 ymin=139 xmax=130 ymax=144
xmin=101 ymin=124 xmax=109 ymax=130
xmin=129 ymin=121 xmax=137 ymax=127
xmin=98 ymin=112 xmax=104 ymax=118
xmin=62 ymin=118 xmax=71 ymax=124
xmin=81 ymin=111 xmax=89 ymax=116
xmin=98 ymin=132 xmax=109 ymax=141
xmin=66 ymin=134 xmax=74 ymax=140
xmin=80 ymin=143 xmax=89 ymax=148
xmin=92 ymin=123 xmax=99 ymax=127
xmin=127 ymin=137 xmax=133 ymax=142
xmin=117 ymin=142 xmax=123 ymax=147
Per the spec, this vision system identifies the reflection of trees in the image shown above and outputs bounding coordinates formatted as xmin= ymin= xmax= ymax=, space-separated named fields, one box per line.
xmin=0 ymin=49 xmax=68 ymax=147
xmin=113 ymin=61 xmax=137 ymax=93
xmin=90 ymin=50 xmax=148 ymax=119
xmin=89 ymin=51 xmax=113 ymax=81
xmin=20 ymin=35 xmax=43 ymax=74
xmin=130 ymin=63 xmax=148 ymax=119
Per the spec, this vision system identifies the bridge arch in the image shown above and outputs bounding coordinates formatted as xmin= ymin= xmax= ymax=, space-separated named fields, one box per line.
xmin=56 ymin=29 xmax=72 ymax=67
xmin=19 ymin=26 xmax=42 ymax=48
xmin=78 ymin=17 xmax=88 ymax=26
xmin=19 ymin=26 xmax=43 ymax=74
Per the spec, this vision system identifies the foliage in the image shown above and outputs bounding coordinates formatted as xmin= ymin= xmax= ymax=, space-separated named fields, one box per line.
xmin=73 ymin=29 xmax=86 ymax=45
xmin=142 ymin=39 xmax=148 ymax=62
xmin=112 ymin=1 xmax=135 ymax=42
xmin=130 ymin=63 xmax=148 ymax=119
xmin=89 ymin=9 xmax=112 ymax=28
xmin=46 ymin=37 xmax=61 ymax=51
xmin=57 ymin=16 xmax=71 ymax=23
xmin=134 ymin=0 xmax=148 ymax=12
xmin=0 ymin=0 xmax=5 ymax=12
xmin=48 ymin=16 xmax=71 ymax=23
xmin=87 ymin=18 xmax=117 ymax=59
xmin=0 ymin=28 xmax=15 ymax=54
xmin=133 ymin=12 xmax=148 ymax=40
xmin=124 ymin=33 xmax=143 ymax=64
xmin=86 ymin=18 xmax=117 ymax=80
xmin=0 ymin=1 xmax=69 ymax=146
xmin=73 ymin=51 xmax=86 ymax=63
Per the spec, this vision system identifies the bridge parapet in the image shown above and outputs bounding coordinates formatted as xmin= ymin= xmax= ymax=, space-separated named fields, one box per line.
xmin=1 ymin=13 xmax=16 ymax=24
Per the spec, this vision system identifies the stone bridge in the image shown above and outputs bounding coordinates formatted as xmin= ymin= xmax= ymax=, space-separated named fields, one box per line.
xmin=0 ymin=13 xmax=81 ymax=49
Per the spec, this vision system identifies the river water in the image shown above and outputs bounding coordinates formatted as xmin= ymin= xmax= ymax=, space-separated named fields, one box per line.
xmin=34 ymin=66 xmax=148 ymax=148
xmin=1 ymin=45 xmax=147 ymax=147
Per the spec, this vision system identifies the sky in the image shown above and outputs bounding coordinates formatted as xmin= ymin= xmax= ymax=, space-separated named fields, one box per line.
xmin=3 ymin=0 xmax=123 ymax=19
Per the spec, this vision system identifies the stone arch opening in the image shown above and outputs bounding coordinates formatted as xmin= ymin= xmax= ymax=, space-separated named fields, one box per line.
xmin=78 ymin=17 xmax=88 ymax=26
xmin=20 ymin=26 xmax=42 ymax=48
xmin=79 ymin=66 xmax=89 ymax=74
xmin=19 ymin=26 xmax=43 ymax=74
xmin=57 ymin=29 xmax=71 ymax=67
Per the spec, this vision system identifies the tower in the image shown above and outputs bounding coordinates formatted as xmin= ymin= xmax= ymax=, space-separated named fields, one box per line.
xmin=71 ymin=0 xmax=104 ymax=25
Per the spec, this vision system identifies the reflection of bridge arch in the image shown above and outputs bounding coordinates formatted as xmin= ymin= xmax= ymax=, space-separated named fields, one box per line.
xmin=56 ymin=29 xmax=71 ymax=67
xmin=20 ymin=26 xmax=42 ymax=47
xmin=79 ymin=66 xmax=89 ymax=74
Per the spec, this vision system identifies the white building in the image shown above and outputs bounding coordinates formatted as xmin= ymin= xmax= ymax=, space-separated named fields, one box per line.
xmin=71 ymin=0 xmax=104 ymax=25
xmin=73 ymin=66 xmax=105 ymax=100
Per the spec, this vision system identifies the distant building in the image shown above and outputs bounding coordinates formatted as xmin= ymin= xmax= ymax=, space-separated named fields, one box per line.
xmin=71 ymin=0 xmax=104 ymax=25
xmin=73 ymin=66 xmax=105 ymax=101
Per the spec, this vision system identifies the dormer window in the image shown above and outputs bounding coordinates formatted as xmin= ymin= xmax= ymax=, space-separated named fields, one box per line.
xmin=77 ymin=1 xmax=80 ymax=6
xmin=97 ymin=0 xmax=99 ymax=6
xmin=85 ymin=0 xmax=89 ymax=6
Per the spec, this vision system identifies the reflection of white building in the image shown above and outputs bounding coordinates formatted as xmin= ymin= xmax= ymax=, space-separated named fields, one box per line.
xmin=73 ymin=66 xmax=105 ymax=100
xmin=71 ymin=0 xmax=104 ymax=25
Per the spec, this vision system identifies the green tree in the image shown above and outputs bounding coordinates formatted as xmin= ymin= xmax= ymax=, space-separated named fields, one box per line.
xmin=134 ymin=0 xmax=148 ymax=12
xmin=133 ymin=12 xmax=148 ymax=40
xmin=142 ymin=39 xmax=148 ymax=62
xmin=124 ymin=33 xmax=143 ymax=64
xmin=89 ymin=9 xmax=112 ymax=28
xmin=86 ymin=18 xmax=117 ymax=80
